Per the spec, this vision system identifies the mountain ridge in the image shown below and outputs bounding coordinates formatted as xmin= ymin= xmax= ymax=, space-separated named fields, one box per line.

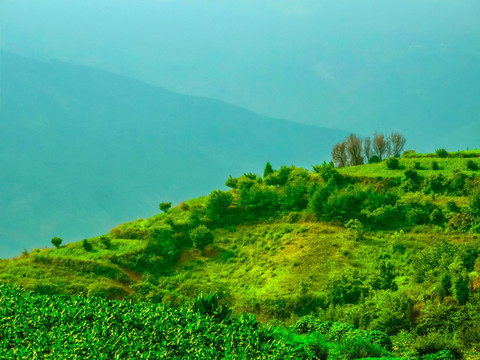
xmin=0 ymin=50 xmax=348 ymax=258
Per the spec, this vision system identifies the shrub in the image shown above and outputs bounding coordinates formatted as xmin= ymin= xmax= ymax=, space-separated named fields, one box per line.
xmin=280 ymin=181 xmax=308 ymax=211
xmin=432 ymin=161 xmax=439 ymax=170
xmin=100 ymin=235 xmax=111 ymax=249
xmin=239 ymin=183 xmax=279 ymax=214
xmin=345 ymin=219 xmax=364 ymax=241
xmin=436 ymin=148 xmax=448 ymax=158
xmin=193 ymin=293 xmax=232 ymax=323
xmin=327 ymin=322 xmax=355 ymax=341
xmin=469 ymin=188 xmax=480 ymax=218
xmin=466 ymin=160 xmax=479 ymax=171
xmin=446 ymin=200 xmax=460 ymax=213
xmin=364 ymin=330 xmax=393 ymax=351
xmin=386 ymin=158 xmax=400 ymax=170
xmin=429 ymin=208 xmax=445 ymax=226
xmin=423 ymin=174 xmax=447 ymax=194
xmin=225 ymin=175 xmax=238 ymax=188
xmin=159 ymin=202 xmax=172 ymax=213
xmin=51 ymin=237 xmax=62 ymax=249
xmin=412 ymin=332 xmax=463 ymax=359
xmin=190 ymin=225 xmax=214 ymax=251
xmin=369 ymin=155 xmax=381 ymax=163
xmin=447 ymin=171 xmax=467 ymax=195
xmin=335 ymin=332 xmax=388 ymax=359
xmin=264 ymin=166 xmax=291 ymax=186
xmin=206 ymin=190 xmax=232 ymax=222
xmin=294 ymin=315 xmax=321 ymax=334
xmin=82 ymin=239 xmax=92 ymax=251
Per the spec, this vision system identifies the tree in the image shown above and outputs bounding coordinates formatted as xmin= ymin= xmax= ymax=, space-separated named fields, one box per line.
xmin=389 ymin=132 xmax=406 ymax=157
xmin=206 ymin=190 xmax=232 ymax=222
xmin=263 ymin=162 xmax=274 ymax=178
xmin=51 ymin=237 xmax=62 ymax=249
xmin=373 ymin=133 xmax=389 ymax=160
xmin=159 ymin=202 xmax=172 ymax=213
xmin=331 ymin=141 xmax=347 ymax=168
xmin=364 ymin=136 xmax=372 ymax=163
xmin=345 ymin=133 xmax=364 ymax=166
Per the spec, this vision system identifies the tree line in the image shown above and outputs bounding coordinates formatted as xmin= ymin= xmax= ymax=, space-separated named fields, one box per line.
xmin=332 ymin=132 xmax=406 ymax=167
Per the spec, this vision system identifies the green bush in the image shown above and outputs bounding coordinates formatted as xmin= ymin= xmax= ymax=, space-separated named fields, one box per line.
xmin=327 ymin=322 xmax=355 ymax=341
xmin=432 ymin=161 xmax=440 ymax=170
xmin=193 ymin=293 xmax=232 ymax=323
xmin=51 ymin=237 xmax=63 ymax=249
xmin=436 ymin=148 xmax=449 ymax=158
xmin=159 ymin=202 xmax=172 ymax=213
xmin=369 ymin=155 xmax=381 ymax=164
xmin=412 ymin=332 xmax=463 ymax=359
xmin=100 ymin=235 xmax=111 ymax=249
xmin=423 ymin=174 xmax=447 ymax=194
xmin=386 ymin=158 xmax=400 ymax=170
xmin=420 ymin=350 xmax=456 ymax=360
xmin=82 ymin=239 xmax=92 ymax=251
xmin=335 ymin=332 xmax=388 ymax=359
xmin=190 ymin=225 xmax=214 ymax=251
xmin=467 ymin=160 xmax=479 ymax=171
xmin=294 ymin=315 xmax=321 ymax=334
xmin=206 ymin=190 xmax=232 ymax=223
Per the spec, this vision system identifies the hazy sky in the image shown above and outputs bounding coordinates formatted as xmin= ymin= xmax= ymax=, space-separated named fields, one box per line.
xmin=2 ymin=0 xmax=480 ymax=146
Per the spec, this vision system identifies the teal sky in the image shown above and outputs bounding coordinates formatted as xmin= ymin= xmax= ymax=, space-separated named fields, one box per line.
xmin=2 ymin=0 xmax=479 ymax=149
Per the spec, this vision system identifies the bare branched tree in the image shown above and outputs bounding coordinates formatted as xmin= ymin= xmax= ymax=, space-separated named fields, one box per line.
xmin=331 ymin=141 xmax=348 ymax=168
xmin=373 ymin=133 xmax=389 ymax=160
xmin=363 ymin=136 xmax=372 ymax=163
xmin=345 ymin=133 xmax=364 ymax=166
xmin=389 ymin=132 xmax=406 ymax=157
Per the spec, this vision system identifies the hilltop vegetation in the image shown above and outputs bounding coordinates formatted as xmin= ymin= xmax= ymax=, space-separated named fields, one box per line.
xmin=2 ymin=150 xmax=480 ymax=358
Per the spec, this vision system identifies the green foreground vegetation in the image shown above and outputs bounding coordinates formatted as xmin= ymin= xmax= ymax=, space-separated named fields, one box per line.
xmin=2 ymin=149 xmax=480 ymax=358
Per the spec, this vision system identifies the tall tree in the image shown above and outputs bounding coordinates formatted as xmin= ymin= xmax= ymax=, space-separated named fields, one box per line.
xmin=373 ymin=133 xmax=389 ymax=160
xmin=331 ymin=142 xmax=348 ymax=168
xmin=345 ymin=133 xmax=364 ymax=166
xmin=263 ymin=162 xmax=274 ymax=178
xmin=389 ymin=132 xmax=406 ymax=157
xmin=51 ymin=237 xmax=62 ymax=249
xmin=363 ymin=136 xmax=372 ymax=163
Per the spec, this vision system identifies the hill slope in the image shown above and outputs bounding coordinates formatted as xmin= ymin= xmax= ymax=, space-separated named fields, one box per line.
xmin=0 ymin=50 xmax=347 ymax=258
xmin=1 ymin=153 xmax=480 ymax=357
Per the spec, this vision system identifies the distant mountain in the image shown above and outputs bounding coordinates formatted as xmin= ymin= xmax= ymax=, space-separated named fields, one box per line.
xmin=0 ymin=50 xmax=347 ymax=258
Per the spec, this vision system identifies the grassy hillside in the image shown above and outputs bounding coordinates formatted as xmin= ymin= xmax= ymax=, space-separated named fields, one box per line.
xmin=2 ymin=151 xmax=480 ymax=358
xmin=0 ymin=50 xmax=347 ymax=258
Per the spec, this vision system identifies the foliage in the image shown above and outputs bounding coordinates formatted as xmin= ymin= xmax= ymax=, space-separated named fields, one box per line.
xmin=190 ymin=225 xmax=214 ymax=251
xmin=51 ymin=237 xmax=63 ymax=249
xmin=412 ymin=332 xmax=463 ymax=359
xmin=436 ymin=148 xmax=449 ymax=158
xmin=100 ymin=235 xmax=111 ymax=249
xmin=159 ymin=202 xmax=172 ymax=213
xmin=386 ymin=157 xmax=400 ymax=170
xmin=263 ymin=162 xmax=274 ymax=178
xmin=82 ymin=239 xmax=92 ymax=251
xmin=466 ymin=160 xmax=479 ymax=171
xmin=0 ymin=283 xmax=330 ymax=359
xmin=206 ymin=190 xmax=232 ymax=223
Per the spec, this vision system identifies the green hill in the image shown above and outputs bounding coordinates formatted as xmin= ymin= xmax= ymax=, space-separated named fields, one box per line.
xmin=0 ymin=50 xmax=347 ymax=258
xmin=2 ymin=151 xmax=480 ymax=358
